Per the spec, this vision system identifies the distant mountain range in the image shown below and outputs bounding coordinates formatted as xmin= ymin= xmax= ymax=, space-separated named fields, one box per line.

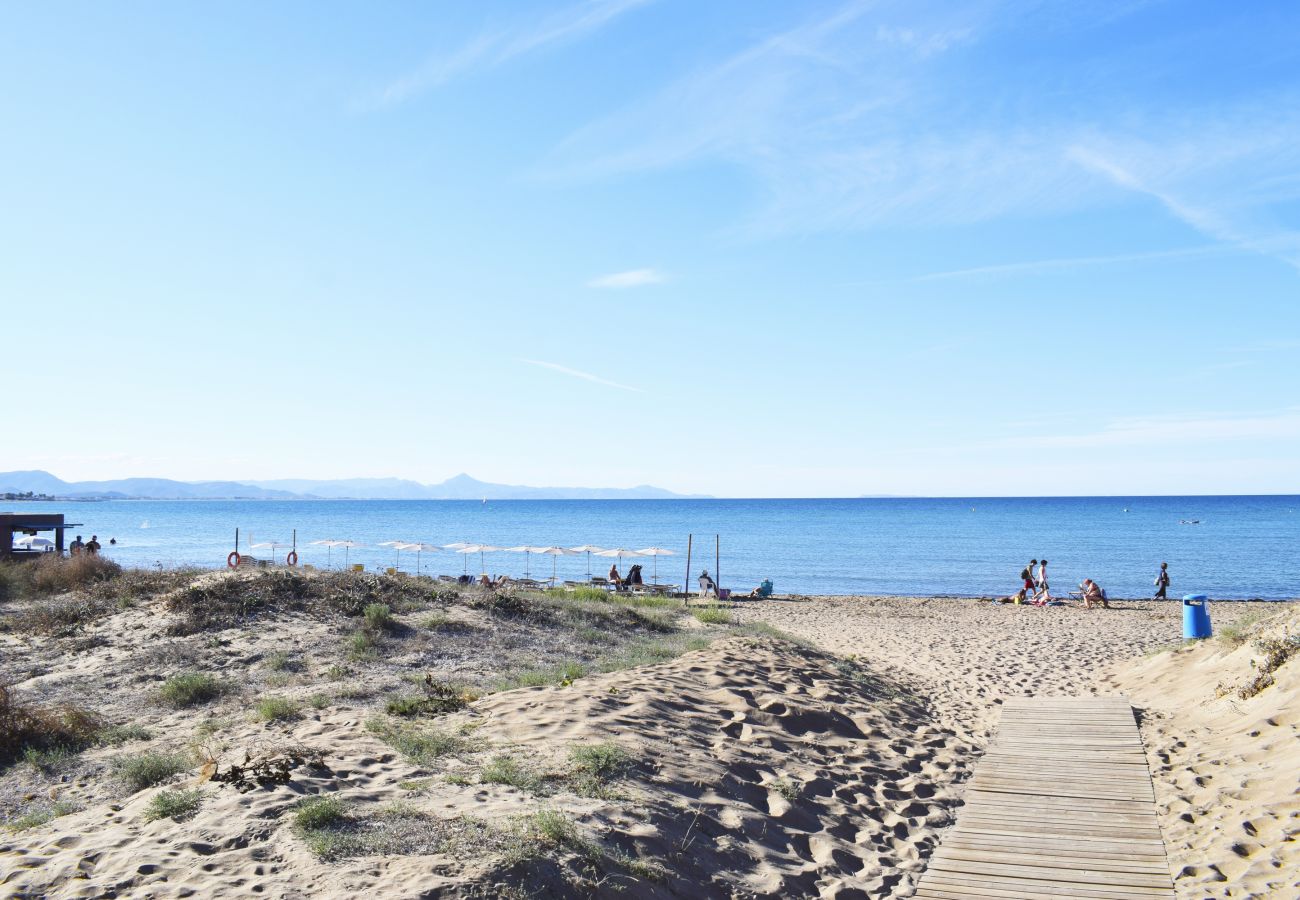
xmin=0 ymin=470 xmax=706 ymax=501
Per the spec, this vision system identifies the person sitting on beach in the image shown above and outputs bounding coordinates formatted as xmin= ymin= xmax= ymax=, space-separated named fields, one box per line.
xmin=493 ymin=575 xmax=513 ymax=589
xmin=626 ymin=564 xmax=644 ymax=587
xmin=1076 ymin=578 xmax=1109 ymax=609
xmin=698 ymin=569 xmax=717 ymax=598
xmin=608 ymin=564 xmax=623 ymax=590
xmin=477 ymin=573 xmax=492 ymax=588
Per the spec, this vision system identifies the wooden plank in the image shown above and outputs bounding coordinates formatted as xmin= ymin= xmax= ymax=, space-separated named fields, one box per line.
xmin=915 ymin=696 xmax=1174 ymax=899
xmin=933 ymin=847 xmax=1171 ymax=875
xmin=927 ymin=857 xmax=1174 ymax=888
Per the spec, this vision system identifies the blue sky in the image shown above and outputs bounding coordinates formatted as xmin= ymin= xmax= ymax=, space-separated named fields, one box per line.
xmin=3 ymin=0 xmax=1298 ymax=497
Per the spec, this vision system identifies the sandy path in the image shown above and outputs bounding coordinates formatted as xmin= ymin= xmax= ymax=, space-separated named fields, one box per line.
xmin=735 ymin=596 xmax=1276 ymax=897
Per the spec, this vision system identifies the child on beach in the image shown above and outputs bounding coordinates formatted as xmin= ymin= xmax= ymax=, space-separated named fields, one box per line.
xmin=1154 ymin=562 xmax=1170 ymax=599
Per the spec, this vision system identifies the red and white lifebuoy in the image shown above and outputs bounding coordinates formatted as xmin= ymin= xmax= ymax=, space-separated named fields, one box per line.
xmin=285 ymin=551 xmax=298 ymax=566
xmin=227 ymin=551 xmax=240 ymax=568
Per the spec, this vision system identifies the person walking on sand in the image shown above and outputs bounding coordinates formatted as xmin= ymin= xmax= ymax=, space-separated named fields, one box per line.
xmin=1154 ymin=562 xmax=1170 ymax=600
xmin=1020 ymin=559 xmax=1038 ymax=598
xmin=1029 ymin=558 xmax=1050 ymax=605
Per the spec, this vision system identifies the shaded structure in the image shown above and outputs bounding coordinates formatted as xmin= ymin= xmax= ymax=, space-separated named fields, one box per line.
xmin=0 ymin=512 xmax=82 ymax=560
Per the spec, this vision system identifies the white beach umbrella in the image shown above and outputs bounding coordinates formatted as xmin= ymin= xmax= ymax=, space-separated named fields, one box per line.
xmin=457 ymin=544 xmax=503 ymax=575
xmin=403 ymin=542 xmax=440 ymax=574
xmin=635 ymin=547 xmax=677 ymax=582
xmin=568 ymin=545 xmax=607 ymax=578
xmin=505 ymin=545 xmax=536 ymax=577
xmin=530 ymin=546 xmax=578 ymax=583
xmin=593 ymin=548 xmax=646 ymax=580
xmin=13 ymin=535 xmax=55 ymax=551
xmin=332 ymin=540 xmax=362 ymax=567
xmin=379 ymin=541 xmax=440 ymax=573
xmin=379 ymin=540 xmax=411 ymax=570
xmin=310 ymin=538 xmax=340 ymax=566
xmin=443 ymin=542 xmax=473 ymax=573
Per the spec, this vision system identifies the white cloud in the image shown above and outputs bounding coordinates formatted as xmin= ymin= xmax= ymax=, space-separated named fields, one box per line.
xmin=1015 ymin=409 xmax=1300 ymax=450
xmin=899 ymin=245 xmax=1224 ymax=283
xmin=586 ymin=268 xmax=666 ymax=289
xmin=375 ymin=0 xmax=654 ymax=107
xmin=521 ymin=359 xmax=644 ymax=393
xmin=540 ymin=0 xmax=1300 ymax=266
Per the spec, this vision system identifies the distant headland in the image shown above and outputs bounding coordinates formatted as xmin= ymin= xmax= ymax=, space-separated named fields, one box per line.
xmin=0 ymin=470 xmax=708 ymax=502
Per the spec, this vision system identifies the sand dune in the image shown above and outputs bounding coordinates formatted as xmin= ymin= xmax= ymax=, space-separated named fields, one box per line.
xmin=2 ymin=574 xmax=1290 ymax=898
xmin=1104 ymin=604 xmax=1300 ymax=899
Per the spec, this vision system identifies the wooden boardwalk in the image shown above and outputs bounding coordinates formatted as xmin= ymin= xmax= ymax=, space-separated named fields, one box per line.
xmin=915 ymin=696 xmax=1175 ymax=900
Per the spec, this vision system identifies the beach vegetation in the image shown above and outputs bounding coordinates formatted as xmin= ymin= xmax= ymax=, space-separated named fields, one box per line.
xmin=308 ymin=693 xmax=330 ymax=710
xmin=143 ymin=788 xmax=204 ymax=822
xmin=1236 ymin=634 xmax=1300 ymax=700
xmin=96 ymin=723 xmax=152 ymax=746
xmin=347 ymin=629 xmax=378 ymax=661
xmin=6 ymin=800 xmax=79 ymax=832
xmin=691 ymin=606 xmax=732 ymax=625
xmin=1 ymin=684 xmax=102 ymax=768
xmin=112 ymin=750 xmax=190 ymax=792
xmin=481 ymin=754 xmax=545 ymax=793
xmin=567 ymin=741 xmax=632 ymax=798
xmin=1218 ymin=611 xmax=1273 ymax=649
xmin=164 ymin=569 xmax=435 ymax=634
xmin=254 ymin=695 xmax=301 ymax=722
xmin=496 ymin=659 xmax=588 ymax=690
xmin=385 ymin=676 xmax=478 ymax=718
xmin=365 ymin=718 xmax=475 ymax=764
xmin=363 ymin=603 xmax=395 ymax=633
xmin=264 ymin=650 xmax=300 ymax=672
xmin=771 ymin=777 xmax=800 ymax=802
xmin=159 ymin=673 xmax=228 ymax=708
xmin=294 ymin=795 xmax=347 ymax=830
xmin=324 ymin=663 xmax=351 ymax=680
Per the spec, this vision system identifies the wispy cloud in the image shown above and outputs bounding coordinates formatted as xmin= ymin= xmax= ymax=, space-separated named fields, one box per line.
xmin=897 ymin=245 xmax=1224 ymax=283
xmin=521 ymin=359 xmax=644 ymax=393
xmin=540 ymin=0 xmax=1300 ymax=265
xmin=375 ymin=0 xmax=654 ymax=107
xmin=586 ymin=268 xmax=666 ymax=289
xmin=1015 ymin=409 xmax=1300 ymax=450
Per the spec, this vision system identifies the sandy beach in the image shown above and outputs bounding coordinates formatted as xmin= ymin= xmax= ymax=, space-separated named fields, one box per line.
xmin=2 ymin=567 xmax=1295 ymax=898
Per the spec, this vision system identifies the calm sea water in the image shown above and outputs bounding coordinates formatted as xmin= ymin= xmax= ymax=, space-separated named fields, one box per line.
xmin=5 ymin=497 xmax=1297 ymax=600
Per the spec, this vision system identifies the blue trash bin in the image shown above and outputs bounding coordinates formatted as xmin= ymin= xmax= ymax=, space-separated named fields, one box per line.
xmin=1182 ymin=594 xmax=1212 ymax=639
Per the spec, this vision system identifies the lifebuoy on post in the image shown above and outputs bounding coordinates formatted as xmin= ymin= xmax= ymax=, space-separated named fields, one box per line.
xmin=227 ymin=551 xmax=240 ymax=568
xmin=286 ymin=551 xmax=298 ymax=567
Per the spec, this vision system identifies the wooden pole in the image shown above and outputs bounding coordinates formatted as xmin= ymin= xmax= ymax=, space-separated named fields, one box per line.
xmin=683 ymin=534 xmax=693 ymax=605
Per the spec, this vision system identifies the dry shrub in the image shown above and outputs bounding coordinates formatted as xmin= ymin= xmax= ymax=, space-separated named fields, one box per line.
xmin=7 ymin=594 xmax=113 ymax=635
xmin=29 ymin=554 xmax=122 ymax=594
xmin=0 ymin=683 xmax=102 ymax=766
xmin=165 ymin=570 xmax=434 ymax=634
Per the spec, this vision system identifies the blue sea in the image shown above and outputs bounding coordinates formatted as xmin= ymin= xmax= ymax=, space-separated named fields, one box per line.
xmin=5 ymin=496 xmax=1297 ymax=600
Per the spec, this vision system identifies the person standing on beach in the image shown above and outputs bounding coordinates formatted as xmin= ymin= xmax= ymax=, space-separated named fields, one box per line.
xmin=1154 ymin=562 xmax=1170 ymax=599
xmin=1035 ymin=559 xmax=1050 ymax=603
xmin=85 ymin=535 xmax=101 ymax=556
xmin=69 ymin=535 xmax=84 ymax=556
xmin=1021 ymin=559 xmax=1038 ymax=597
